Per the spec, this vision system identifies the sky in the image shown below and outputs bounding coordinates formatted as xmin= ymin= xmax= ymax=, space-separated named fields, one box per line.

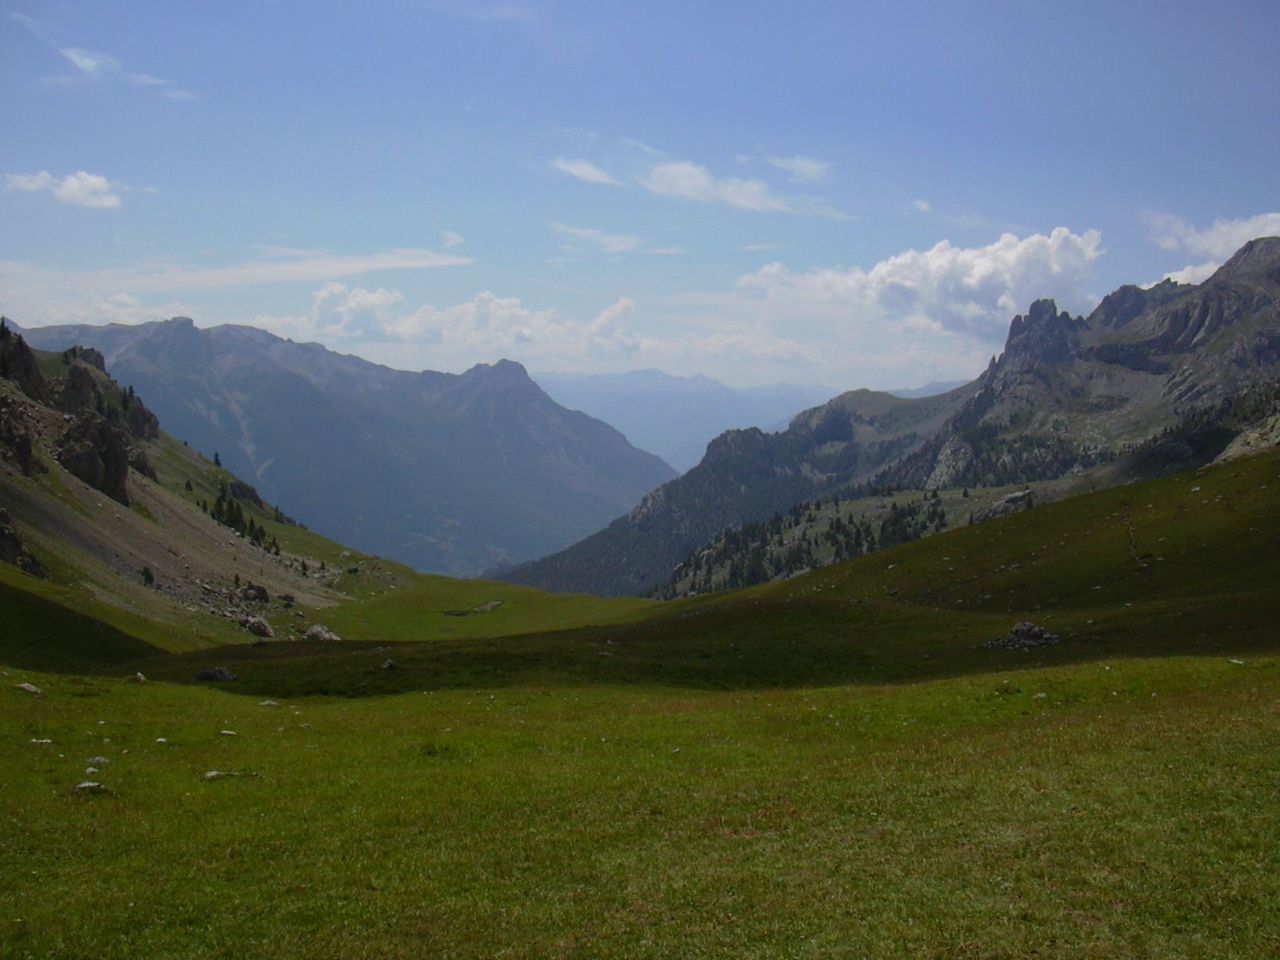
xmin=2 ymin=1 xmax=1278 ymax=391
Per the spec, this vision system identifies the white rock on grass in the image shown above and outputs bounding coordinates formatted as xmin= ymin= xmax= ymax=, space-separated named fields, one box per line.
xmin=219 ymin=730 xmax=237 ymax=736
xmin=74 ymin=781 xmax=108 ymax=795
xmin=15 ymin=682 xmax=42 ymax=696
xmin=87 ymin=755 xmax=109 ymax=765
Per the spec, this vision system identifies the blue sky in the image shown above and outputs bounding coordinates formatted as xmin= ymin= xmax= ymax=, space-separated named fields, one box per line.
xmin=3 ymin=1 xmax=1278 ymax=389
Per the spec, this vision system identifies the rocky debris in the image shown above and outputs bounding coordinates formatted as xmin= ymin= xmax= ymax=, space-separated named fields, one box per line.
xmin=202 ymin=770 xmax=259 ymax=780
xmin=381 ymin=658 xmax=396 ymax=671
xmin=241 ymin=616 xmax=274 ymax=639
xmin=55 ymin=412 xmax=132 ymax=505
xmin=194 ymin=667 xmax=237 ymax=682
xmin=239 ymin=583 xmax=269 ymax=604
xmin=986 ymin=621 xmax=1061 ymax=651
xmin=86 ymin=755 xmax=109 ymax=765
xmin=125 ymin=672 xmax=147 ymax=683
xmin=219 ymin=729 xmax=237 ymax=737
xmin=472 ymin=600 xmax=504 ymax=614
xmin=303 ymin=624 xmax=341 ymax=643
xmin=15 ymin=681 xmax=42 ymax=696
xmin=74 ymin=781 xmax=109 ymax=795
xmin=979 ymin=489 xmax=1035 ymax=522
xmin=0 ymin=507 xmax=45 ymax=577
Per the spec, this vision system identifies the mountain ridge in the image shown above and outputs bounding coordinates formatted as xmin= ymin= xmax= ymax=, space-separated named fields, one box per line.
xmin=501 ymin=237 xmax=1280 ymax=596
xmin=13 ymin=317 xmax=676 ymax=576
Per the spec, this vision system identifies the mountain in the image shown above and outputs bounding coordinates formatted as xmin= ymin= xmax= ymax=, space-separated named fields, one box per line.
xmin=883 ymin=237 xmax=1280 ymax=490
xmin=500 ymin=382 xmax=978 ymax=595
xmin=13 ymin=318 xmax=675 ymax=576
xmin=502 ymin=237 xmax=1280 ymax=597
xmin=534 ymin=369 xmax=834 ymax=471
xmin=887 ymin=380 xmax=971 ymax=399
xmin=0 ymin=322 xmax=359 ymax=655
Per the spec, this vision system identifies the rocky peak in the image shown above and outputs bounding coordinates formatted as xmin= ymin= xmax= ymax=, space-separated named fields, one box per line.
xmin=62 ymin=345 xmax=106 ymax=371
xmin=1206 ymin=236 xmax=1280 ymax=285
xmin=462 ymin=358 xmax=533 ymax=385
xmin=1087 ymin=280 xmax=1190 ymax=332
xmin=1001 ymin=299 xmax=1082 ymax=366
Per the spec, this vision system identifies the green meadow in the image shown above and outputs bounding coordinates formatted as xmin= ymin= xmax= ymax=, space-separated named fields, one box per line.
xmin=3 ymin=451 xmax=1279 ymax=958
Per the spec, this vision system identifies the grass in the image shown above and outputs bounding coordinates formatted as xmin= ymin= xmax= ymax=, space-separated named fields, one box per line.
xmin=1 ymin=450 xmax=1278 ymax=956
xmin=2 ymin=655 xmax=1277 ymax=958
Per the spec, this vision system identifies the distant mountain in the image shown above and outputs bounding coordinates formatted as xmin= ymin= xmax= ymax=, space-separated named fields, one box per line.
xmin=501 ymin=383 xmax=978 ymax=596
xmin=14 ymin=318 xmax=676 ymax=576
xmin=534 ymin=369 xmax=833 ymax=472
xmin=503 ymin=237 xmax=1280 ymax=596
xmin=887 ymin=380 xmax=970 ymax=399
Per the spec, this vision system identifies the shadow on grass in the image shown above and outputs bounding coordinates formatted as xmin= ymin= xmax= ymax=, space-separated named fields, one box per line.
xmin=119 ymin=589 xmax=1280 ymax=698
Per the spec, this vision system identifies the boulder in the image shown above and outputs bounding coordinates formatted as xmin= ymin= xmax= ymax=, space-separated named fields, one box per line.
xmin=304 ymin=624 xmax=341 ymax=643
xmin=979 ymin=489 xmax=1035 ymax=522
xmin=241 ymin=616 xmax=274 ymax=639
xmin=239 ymin=583 xmax=270 ymax=604
xmin=986 ymin=621 xmax=1061 ymax=651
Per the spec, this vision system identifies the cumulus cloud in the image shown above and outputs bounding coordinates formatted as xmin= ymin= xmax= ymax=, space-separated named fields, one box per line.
xmin=551 ymin=157 xmax=620 ymax=186
xmin=766 ymin=155 xmax=829 ymax=183
xmin=641 ymin=161 xmax=792 ymax=213
xmin=1147 ymin=211 xmax=1280 ymax=258
xmin=254 ymin=283 xmax=404 ymax=341
xmin=5 ymin=170 xmax=123 ymax=209
xmin=550 ymin=222 xmax=641 ymax=254
xmin=1146 ymin=211 xmax=1280 ymax=284
xmin=736 ymin=227 xmax=1104 ymax=339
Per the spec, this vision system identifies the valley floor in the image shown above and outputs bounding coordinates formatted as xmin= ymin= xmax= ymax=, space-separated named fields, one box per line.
xmin=3 ymin=653 xmax=1279 ymax=959
xmin=3 ymin=452 xmax=1278 ymax=957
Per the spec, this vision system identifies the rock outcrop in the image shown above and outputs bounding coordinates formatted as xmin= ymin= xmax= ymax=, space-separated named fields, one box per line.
xmin=55 ymin=414 xmax=133 ymax=505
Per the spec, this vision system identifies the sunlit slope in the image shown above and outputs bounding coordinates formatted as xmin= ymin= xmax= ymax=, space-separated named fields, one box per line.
xmin=132 ymin=449 xmax=1279 ymax=697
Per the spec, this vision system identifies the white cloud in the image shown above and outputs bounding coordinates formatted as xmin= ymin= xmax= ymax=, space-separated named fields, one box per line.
xmin=1146 ymin=211 xmax=1280 ymax=284
xmin=641 ymin=161 xmax=792 ymax=213
xmin=1146 ymin=211 xmax=1280 ymax=258
xmin=736 ymin=227 xmax=1104 ymax=339
xmin=60 ymin=47 xmax=117 ymax=77
xmin=254 ymin=283 xmax=404 ymax=341
xmin=766 ymin=155 xmax=829 ymax=184
xmin=550 ymin=222 xmax=641 ymax=254
xmin=1161 ymin=260 xmax=1220 ymax=285
xmin=5 ymin=170 xmax=122 ymax=209
xmin=9 ymin=13 xmax=196 ymax=99
xmin=0 ymin=246 xmax=473 ymax=328
xmin=442 ymin=230 xmax=465 ymax=249
xmin=551 ymin=157 xmax=620 ymax=186
xmin=912 ymin=199 xmax=933 ymax=214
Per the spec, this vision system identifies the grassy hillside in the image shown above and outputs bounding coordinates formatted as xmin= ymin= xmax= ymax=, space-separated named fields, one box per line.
xmin=1 ymin=451 xmax=1277 ymax=957
xmin=120 ymin=449 xmax=1280 ymax=698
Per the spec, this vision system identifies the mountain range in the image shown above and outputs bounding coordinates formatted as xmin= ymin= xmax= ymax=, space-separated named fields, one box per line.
xmin=12 ymin=318 xmax=675 ymax=576
xmin=534 ymin=370 xmax=834 ymax=472
xmin=502 ymin=237 xmax=1280 ymax=596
